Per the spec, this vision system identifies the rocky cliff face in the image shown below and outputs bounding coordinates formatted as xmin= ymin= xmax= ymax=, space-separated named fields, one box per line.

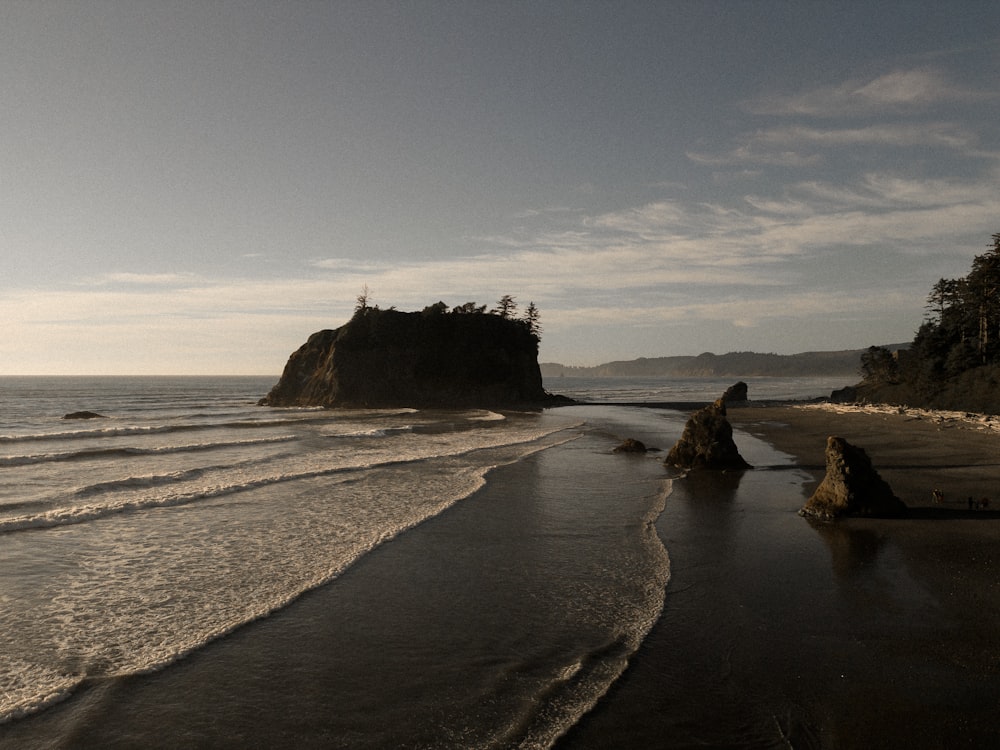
xmin=259 ymin=307 xmax=562 ymax=409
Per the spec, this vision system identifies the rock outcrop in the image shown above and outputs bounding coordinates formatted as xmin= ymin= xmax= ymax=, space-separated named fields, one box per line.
xmin=829 ymin=385 xmax=858 ymax=403
xmin=664 ymin=398 xmax=751 ymax=470
xmin=259 ymin=306 xmax=568 ymax=409
xmin=721 ymin=381 xmax=748 ymax=405
xmin=799 ymin=436 xmax=907 ymax=520
xmin=613 ymin=438 xmax=648 ymax=454
xmin=63 ymin=411 xmax=107 ymax=420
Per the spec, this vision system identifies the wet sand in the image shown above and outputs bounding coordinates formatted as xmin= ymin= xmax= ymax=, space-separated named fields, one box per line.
xmin=559 ymin=402 xmax=1000 ymax=749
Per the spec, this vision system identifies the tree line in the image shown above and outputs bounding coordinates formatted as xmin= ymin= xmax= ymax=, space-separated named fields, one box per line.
xmin=354 ymin=289 xmax=542 ymax=340
xmin=862 ymin=232 xmax=1000 ymax=389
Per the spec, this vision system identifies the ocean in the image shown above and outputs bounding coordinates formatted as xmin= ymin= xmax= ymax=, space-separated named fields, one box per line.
xmin=0 ymin=374 xmax=846 ymax=748
xmin=548 ymin=374 xmax=848 ymax=404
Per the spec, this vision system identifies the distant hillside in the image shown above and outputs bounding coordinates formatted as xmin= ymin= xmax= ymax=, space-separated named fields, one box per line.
xmin=541 ymin=347 xmax=908 ymax=379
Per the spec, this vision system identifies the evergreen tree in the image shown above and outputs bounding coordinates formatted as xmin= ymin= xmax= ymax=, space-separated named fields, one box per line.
xmin=355 ymin=285 xmax=371 ymax=314
xmin=492 ymin=294 xmax=518 ymax=319
xmin=907 ymin=232 xmax=1000 ymax=387
xmin=966 ymin=240 xmax=1000 ymax=363
xmin=860 ymin=346 xmax=898 ymax=385
xmin=452 ymin=301 xmax=486 ymax=314
xmin=522 ymin=301 xmax=542 ymax=340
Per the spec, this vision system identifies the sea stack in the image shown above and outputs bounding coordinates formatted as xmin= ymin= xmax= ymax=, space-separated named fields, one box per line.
xmin=665 ymin=398 xmax=751 ymax=471
xmin=259 ymin=304 xmax=566 ymax=409
xmin=799 ymin=436 xmax=907 ymax=520
xmin=721 ymin=381 xmax=749 ymax=405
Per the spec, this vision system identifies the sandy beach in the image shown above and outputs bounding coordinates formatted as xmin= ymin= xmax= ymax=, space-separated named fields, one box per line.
xmin=733 ymin=402 xmax=1000 ymax=512
xmin=560 ymin=402 xmax=1000 ymax=749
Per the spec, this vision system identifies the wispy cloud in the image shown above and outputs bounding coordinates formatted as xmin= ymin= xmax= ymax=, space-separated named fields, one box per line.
xmin=510 ymin=206 xmax=582 ymax=220
xmin=746 ymin=169 xmax=1000 ymax=215
xmin=94 ymin=272 xmax=199 ymax=286
xmin=747 ymin=68 xmax=996 ymax=117
xmin=852 ymin=69 xmax=981 ymax=106
xmin=688 ymin=123 xmax=980 ymax=167
xmin=686 ymin=146 xmax=821 ymax=168
xmin=760 ymin=123 xmax=976 ymax=149
xmin=310 ymin=258 xmax=390 ymax=273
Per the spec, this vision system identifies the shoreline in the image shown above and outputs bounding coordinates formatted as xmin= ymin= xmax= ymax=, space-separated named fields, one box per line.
xmin=730 ymin=401 xmax=1000 ymax=512
xmin=560 ymin=400 xmax=1000 ymax=748
xmin=0 ymin=407 xmax=674 ymax=750
xmin=4 ymin=400 xmax=1000 ymax=747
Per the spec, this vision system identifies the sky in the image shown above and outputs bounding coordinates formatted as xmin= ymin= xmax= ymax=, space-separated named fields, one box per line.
xmin=2 ymin=1 xmax=999 ymax=375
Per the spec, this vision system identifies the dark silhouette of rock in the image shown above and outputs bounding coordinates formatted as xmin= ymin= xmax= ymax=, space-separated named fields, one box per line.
xmin=259 ymin=306 xmax=571 ymax=409
xmin=63 ymin=411 xmax=107 ymax=420
xmin=829 ymin=385 xmax=858 ymax=403
xmin=613 ymin=438 xmax=648 ymax=454
xmin=664 ymin=398 xmax=751 ymax=470
xmin=799 ymin=436 xmax=907 ymax=520
xmin=721 ymin=381 xmax=748 ymax=404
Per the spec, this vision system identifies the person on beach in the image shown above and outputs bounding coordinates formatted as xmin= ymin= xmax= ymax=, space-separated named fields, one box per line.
xmin=932 ymin=489 xmax=944 ymax=504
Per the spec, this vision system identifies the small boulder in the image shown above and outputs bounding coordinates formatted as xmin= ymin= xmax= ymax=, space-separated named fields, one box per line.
xmin=721 ymin=381 xmax=749 ymax=405
xmin=613 ymin=438 xmax=648 ymax=454
xmin=63 ymin=411 xmax=107 ymax=420
xmin=799 ymin=436 xmax=907 ymax=520
xmin=665 ymin=399 xmax=751 ymax=471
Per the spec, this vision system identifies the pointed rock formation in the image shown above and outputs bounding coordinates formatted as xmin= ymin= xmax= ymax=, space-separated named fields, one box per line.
xmin=665 ymin=398 xmax=751 ymax=471
xmin=799 ymin=436 xmax=907 ymax=520
xmin=721 ymin=381 xmax=749 ymax=405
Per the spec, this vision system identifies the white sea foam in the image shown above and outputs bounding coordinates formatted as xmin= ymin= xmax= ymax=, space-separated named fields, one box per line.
xmin=0 ymin=661 xmax=84 ymax=725
xmin=0 ymin=411 xmax=380 ymax=445
xmin=538 ymin=477 xmax=672 ymax=749
xmin=73 ymin=467 xmax=210 ymax=496
xmin=0 ymin=411 xmax=578 ymax=725
xmin=468 ymin=410 xmax=506 ymax=422
xmin=0 ymin=420 xmax=570 ymax=533
xmin=0 ymin=435 xmax=297 ymax=467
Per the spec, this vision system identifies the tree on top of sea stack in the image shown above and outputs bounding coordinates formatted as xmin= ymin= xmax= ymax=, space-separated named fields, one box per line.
xmin=259 ymin=297 xmax=569 ymax=409
xmin=664 ymin=398 xmax=751 ymax=471
xmin=491 ymin=294 xmax=518 ymax=319
xmin=799 ymin=436 xmax=907 ymax=520
xmin=523 ymin=301 xmax=542 ymax=339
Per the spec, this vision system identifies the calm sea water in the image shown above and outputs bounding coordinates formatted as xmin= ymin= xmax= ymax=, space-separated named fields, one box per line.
xmin=546 ymin=374 xmax=850 ymax=403
xmin=0 ymin=375 xmax=833 ymax=746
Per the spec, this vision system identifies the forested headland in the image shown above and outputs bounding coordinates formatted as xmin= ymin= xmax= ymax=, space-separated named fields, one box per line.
xmin=859 ymin=232 xmax=1000 ymax=413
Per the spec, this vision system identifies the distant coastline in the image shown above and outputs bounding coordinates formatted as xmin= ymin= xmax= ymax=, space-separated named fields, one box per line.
xmin=541 ymin=346 xmax=907 ymax=379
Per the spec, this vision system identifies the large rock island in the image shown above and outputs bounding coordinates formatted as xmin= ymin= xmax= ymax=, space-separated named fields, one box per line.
xmin=259 ymin=303 xmax=566 ymax=409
